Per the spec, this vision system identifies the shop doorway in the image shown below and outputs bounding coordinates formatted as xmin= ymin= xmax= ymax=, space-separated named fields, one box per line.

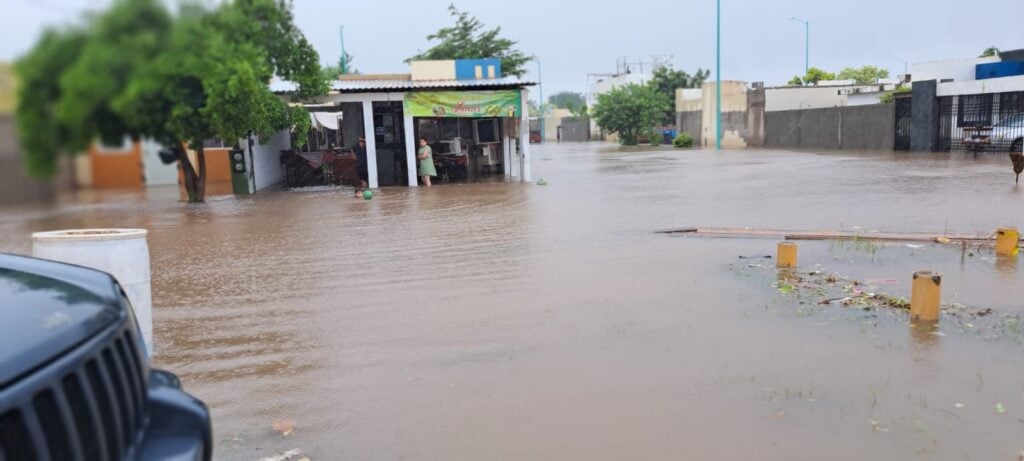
xmin=414 ymin=117 xmax=506 ymax=183
xmin=372 ymin=101 xmax=406 ymax=187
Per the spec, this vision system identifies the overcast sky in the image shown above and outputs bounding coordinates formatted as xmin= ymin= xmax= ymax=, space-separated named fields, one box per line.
xmin=3 ymin=0 xmax=1023 ymax=98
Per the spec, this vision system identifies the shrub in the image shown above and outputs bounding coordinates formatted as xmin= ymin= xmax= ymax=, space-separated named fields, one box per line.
xmin=592 ymin=83 xmax=670 ymax=146
xmin=673 ymin=133 xmax=693 ymax=148
xmin=649 ymin=129 xmax=663 ymax=146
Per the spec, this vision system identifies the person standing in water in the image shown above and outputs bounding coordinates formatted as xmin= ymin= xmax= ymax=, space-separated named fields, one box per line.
xmin=417 ymin=138 xmax=436 ymax=187
xmin=353 ymin=137 xmax=369 ymax=189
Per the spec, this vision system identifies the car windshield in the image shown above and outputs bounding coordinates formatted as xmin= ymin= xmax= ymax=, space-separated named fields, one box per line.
xmin=995 ymin=114 xmax=1024 ymax=127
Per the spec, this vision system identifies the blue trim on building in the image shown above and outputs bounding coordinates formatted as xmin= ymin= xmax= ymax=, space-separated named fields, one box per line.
xmin=455 ymin=59 xmax=502 ymax=80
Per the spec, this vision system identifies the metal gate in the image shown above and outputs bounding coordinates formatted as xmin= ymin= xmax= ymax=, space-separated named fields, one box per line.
xmin=936 ymin=92 xmax=1024 ymax=154
xmin=893 ymin=96 xmax=912 ymax=151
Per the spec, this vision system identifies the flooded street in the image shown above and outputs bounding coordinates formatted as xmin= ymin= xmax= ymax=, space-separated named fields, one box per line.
xmin=2 ymin=144 xmax=1023 ymax=460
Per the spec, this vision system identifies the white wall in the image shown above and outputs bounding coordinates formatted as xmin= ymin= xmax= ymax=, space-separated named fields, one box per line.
xmin=587 ymin=72 xmax=651 ymax=137
xmin=140 ymin=139 xmax=178 ymax=186
xmin=911 ymin=57 xmax=998 ymax=83
xmin=936 ymin=75 xmax=1024 ymax=97
xmin=765 ymin=86 xmax=846 ymax=112
xmin=586 ymin=72 xmax=650 ymax=108
xmin=247 ymin=130 xmax=290 ymax=192
xmin=847 ymin=92 xmax=883 ymax=106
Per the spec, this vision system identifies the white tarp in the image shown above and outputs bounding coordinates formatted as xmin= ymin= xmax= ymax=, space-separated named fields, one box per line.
xmin=310 ymin=111 xmax=342 ymax=131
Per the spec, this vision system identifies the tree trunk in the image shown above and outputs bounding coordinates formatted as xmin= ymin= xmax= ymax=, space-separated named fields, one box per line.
xmin=196 ymin=146 xmax=207 ymax=202
xmin=177 ymin=145 xmax=205 ymax=203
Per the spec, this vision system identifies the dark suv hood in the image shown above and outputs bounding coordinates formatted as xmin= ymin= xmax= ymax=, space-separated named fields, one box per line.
xmin=0 ymin=254 xmax=123 ymax=389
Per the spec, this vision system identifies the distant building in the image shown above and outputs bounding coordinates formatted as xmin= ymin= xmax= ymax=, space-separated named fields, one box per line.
xmin=763 ymin=78 xmax=906 ymax=112
xmin=269 ymin=58 xmax=537 ymax=190
xmin=908 ymin=50 xmax=1024 ymax=152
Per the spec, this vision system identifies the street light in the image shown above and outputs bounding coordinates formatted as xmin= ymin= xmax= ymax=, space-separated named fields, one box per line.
xmin=790 ymin=17 xmax=809 ymax=76
xmin=891 ymin=57 xmax=909 ymax=78
xmin=715 ymin=0 xmax=721 ymax=150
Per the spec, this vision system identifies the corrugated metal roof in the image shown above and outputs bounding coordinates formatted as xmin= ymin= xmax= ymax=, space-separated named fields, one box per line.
xmin=271 ymin=76 xmax=535 ymax=94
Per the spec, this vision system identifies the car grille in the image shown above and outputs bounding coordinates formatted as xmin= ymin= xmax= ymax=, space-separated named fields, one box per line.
xmin=0 ymin=326 xmax=147 ymax=460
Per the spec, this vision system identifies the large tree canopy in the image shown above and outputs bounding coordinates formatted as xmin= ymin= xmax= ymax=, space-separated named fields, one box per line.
xmin=15 ymin=0 xmax=324 ymax=202
xmin=647 ymin=66 xmax=709 ymax=124
xmin=591 ymin=83 xmax=669 ymax=146
xmin=15 ymin=27 xmax=89 ymax=178
xmin=408 ymin=4 xmax=530 ymax=78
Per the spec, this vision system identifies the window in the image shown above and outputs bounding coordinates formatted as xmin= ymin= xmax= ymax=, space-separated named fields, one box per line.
xmin=202 ymin=138 xmax=229 ymax=149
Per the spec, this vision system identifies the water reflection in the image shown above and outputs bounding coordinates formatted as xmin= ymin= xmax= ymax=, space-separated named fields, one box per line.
xmin=1 ymin=145 xmax=1023 ymax=459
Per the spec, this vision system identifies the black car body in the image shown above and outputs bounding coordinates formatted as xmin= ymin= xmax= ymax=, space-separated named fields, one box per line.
xmin=0 ymin=253 xmax=211 ymax=460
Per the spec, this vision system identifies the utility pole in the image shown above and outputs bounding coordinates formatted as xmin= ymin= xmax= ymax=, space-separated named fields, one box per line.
xmin=790 ymin=17 xmax=809 ymax=76
xmin=536 ymin=59 xmax=544 ymax=143
xmin=716 ymin=0 xmax=722 ymax=150
xmin=339 ymin=26 xmax=347 ymax=75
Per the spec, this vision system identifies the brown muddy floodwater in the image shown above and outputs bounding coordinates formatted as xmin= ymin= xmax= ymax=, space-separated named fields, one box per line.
xmin=2 ymin=145 xmax=1024 ymax=460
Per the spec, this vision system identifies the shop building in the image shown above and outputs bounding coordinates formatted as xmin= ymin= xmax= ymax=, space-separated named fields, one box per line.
xmin=262 ymin=58 xmax=535 ymax=191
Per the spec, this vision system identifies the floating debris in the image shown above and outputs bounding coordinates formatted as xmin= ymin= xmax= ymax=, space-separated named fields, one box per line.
xmin=259 ymin=448 xmax=306 ymax=461
xmin=868 ymin=419 xmax=890 ymax=433
xmin=273 ymin=419 xmax=296 ymax=436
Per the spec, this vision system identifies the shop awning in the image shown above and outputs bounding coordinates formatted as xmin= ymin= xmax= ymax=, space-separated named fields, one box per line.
xmin=272 ymin=76 xmax=535 ymax=94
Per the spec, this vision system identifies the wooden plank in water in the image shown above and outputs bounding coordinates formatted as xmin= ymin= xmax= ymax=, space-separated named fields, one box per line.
xmin=657 ymin=227 xmax=993 ymax=244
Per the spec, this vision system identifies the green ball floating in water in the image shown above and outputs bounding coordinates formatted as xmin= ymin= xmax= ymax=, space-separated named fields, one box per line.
xmin=362 ymin=190 xmax=373 ymax=200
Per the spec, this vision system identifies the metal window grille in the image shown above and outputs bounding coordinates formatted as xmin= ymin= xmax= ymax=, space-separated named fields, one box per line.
xmin=894 ymin=96 xmax=912 ymax=151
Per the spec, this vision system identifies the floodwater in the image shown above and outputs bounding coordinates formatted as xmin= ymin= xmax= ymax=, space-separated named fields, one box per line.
xmin=2 ymin=145 xmax=1023 ymax=460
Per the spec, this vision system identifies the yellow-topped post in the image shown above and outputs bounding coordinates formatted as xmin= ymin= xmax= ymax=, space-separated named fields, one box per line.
xmin=777 ymin=242 xmax=798 ymax=269
xmin=910 ymin=270 xmax=941 ymax=322
xmin=995 ymin=227 xmax=1019 ymax=256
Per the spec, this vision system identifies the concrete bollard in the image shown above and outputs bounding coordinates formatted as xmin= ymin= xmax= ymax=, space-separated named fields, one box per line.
xmin=777 ymin=242 xmax=798 ymax=269
xmin=32 ymin=229 xmax=153 ymax=357
xmin=995 ymin=227 xmax=1019 ymax=256
xmin=910 ymin=270 xmax=941 ymax=323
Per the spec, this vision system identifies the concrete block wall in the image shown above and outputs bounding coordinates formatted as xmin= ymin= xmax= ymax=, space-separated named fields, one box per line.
xmin=677 ymin=111 xmax=702 ymax=145
xmin=559 ymin=120 xmax=590 ymax=142
xmin=765 ymin=103 xmax=895 ymax=151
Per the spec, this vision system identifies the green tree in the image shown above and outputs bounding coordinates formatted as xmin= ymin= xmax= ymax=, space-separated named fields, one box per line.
xmin=647 ymin=66 xmax=709 ymax=124
xmin=979 ymin=47 xmax=1000 ymax=58
xmin=14 ymin=27 xmax=89 ymax=178
xmin=837 ymin=65 xmax=890 ymax=85
xmin=591 ymin=83 xmax=669 ymax=146
xmin=548 ymin=91 xmax=584 ymax=109
xmin=547 ymin=91 xmax=588 ymax=117
xmin=15 ymin=0 xmax=324 ymax=203
xmin=787 ymin=75 xmax=804 ymax=86
xmin=407 ymin=4 xmax=530 ymax=77
xmin=322 ymin=52 xmax=357 ymax=81
xmin=802 ymin=67 xmax=836 ymax=85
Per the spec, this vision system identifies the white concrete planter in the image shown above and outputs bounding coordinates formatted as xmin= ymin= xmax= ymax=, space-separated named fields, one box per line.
xmin=32 ymin=229 xmax=153 ymax=357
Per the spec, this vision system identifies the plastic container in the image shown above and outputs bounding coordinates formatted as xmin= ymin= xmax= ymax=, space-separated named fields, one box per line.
xmin=32 ymin=229 xmax=153 ymax=357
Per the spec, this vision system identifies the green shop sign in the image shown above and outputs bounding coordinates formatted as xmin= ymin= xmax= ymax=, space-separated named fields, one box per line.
xmin=404 ymin=90 xmax=521 ymax=118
